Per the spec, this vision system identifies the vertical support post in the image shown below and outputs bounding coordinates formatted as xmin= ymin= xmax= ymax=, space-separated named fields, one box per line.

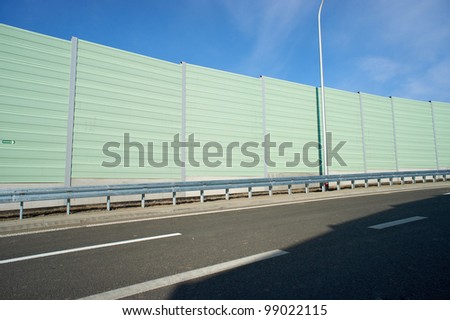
xmin=248 ymin=187 xmax=252 ymax=199
xmin=444 ymin=174 xmax=447 ymax=182
xmin=180 ymin=62 xmax=187 ymax=183
xmin=288 ymin=184 xmax=292 ymax=195
xmin=106 ymin=196 xmax=111 ymax=211
xmin=19 ymin=202 xmax=24 ymax=220
xmin=337 ymin=181 xmax=341 ymax=190
xmin=377 ymin=178 xmax=381 ymax=187
xmin=433 ymin=175 xmax=436 ymax=183
xmin=430 ymin=101 xmax=440 ymax=170
xmin=141 ymin=194 xmax=145 ymax=208
xmin=390 ymin=97 xmax=400 ymax=172
xmin=172 ymin=192 xmax=177 ymax=205
xmin=225 ymin=188 xmax=230 ymax=200
xmin=318 ymin=0 xmax=329 ymax=178
xmin=389 ymin=177 xmax=393 ymax=186
xmin=401 ymin=177 xmax=405 ymax=185
xmin=200 ymin=190 xmax=204 ymax=203
xmin=351 ymin=180 xmax=355 ymax=189
xmin=359 ymin=92 xmax=368 ymax=173
xmin=67 ymin=198 xmax=71 ymax=215
xmin=269 ymin=185 xmax=273 ymax=196
xmin=364 ymin=179 xmax=368 ymax=188
xmin=423 ymin=176 xmax=426 ymax=183
xmin=64 ymin=37 xmax=79 ymax=188
xmin=261 ymin=76 xmax=268 ymax=179
xmin=305 ymin=183 xmax=309 ymax=194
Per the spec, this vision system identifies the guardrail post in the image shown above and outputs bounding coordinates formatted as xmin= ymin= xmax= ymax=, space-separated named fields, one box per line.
xmin=337 ymin=181 xmax=341 ymax=191
xmin=172 ymin=192 xmax=177 ymax=205
xmin=225 ymin=188 xmax=230 ymax=200
xmin=288 ymin=184 xmax=292 ymax=195
xmin=364 ymin=179 xmax=368 ymax=188
xmin=412 ymin=176 xmax=416 ymax=184
xmin=106 ymin=196 xmax=111 ymax=211
xmin=305 ymin=183 xmax=309 ymax=193
xmin=433 ymin=175 xmax=436 ymax=183
xmin=200 ymin=190 xmax=204 ymax=203
xmin=351 ymin=180 xmax=355 ymax=189
xmin=67 ymin=199 xmax=71 ymax=215
xmin=423 ymin=176 xmax=426 ymax=183
xmin=141 ymin=194 xmax=145 ymax=208
xmin=269 ymin=185 xmax=273 ymax=197
xmin=19 ymin=202 xmax=24 ymax=220
xmin=444 ymin=174 xmax=447 ymax=182
xmin=389 ymin=178 xmax=393 ymax=186
xmin=401 ymin=177 xmax=405 ymax=185
xmin=248 ymin=187 xmax=252 ymax=199
xmin=377 ymin=178 xmax=381 ymax=187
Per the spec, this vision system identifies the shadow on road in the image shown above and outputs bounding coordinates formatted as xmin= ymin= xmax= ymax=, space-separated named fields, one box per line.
xmin=169 ymin=193 xmax=450 ymax=299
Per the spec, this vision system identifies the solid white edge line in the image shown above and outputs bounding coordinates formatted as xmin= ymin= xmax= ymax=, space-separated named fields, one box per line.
xmin=368 ymin=216 xmax=428 ymax=230
xmin=80 ymin=249 xmax=289 ymax=300
xmin=0 ymin=233 xmax=181 ymax=265
xmin=1 ymin=185 xmax=447 ymax=238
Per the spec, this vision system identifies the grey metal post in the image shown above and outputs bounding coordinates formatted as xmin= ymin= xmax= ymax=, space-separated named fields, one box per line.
xmin=318 ymin=0 xmax=329 ymax=178
xmin=359 ymin=92 xmax=368 ymax=173
xmin=288 ymin=184 xmax=292 ymax=195
xmin=248 ymin=187 xmax=252 ymax=198
xmin=200 ymin=190 xmax=204 ymax=203
xmin=181 ymin=62 xmax=187 ymax=183
xmin=261 ymin=76 xmax=268 ymax=179
xmin=106 ymin=196 xmax=111 ymax=211
xmin=19 ymin=202 xmax=24 ymax=220
xmin=141 ymin=194 xmax=145 ymax=208
xmin=390 ymin=97 xmax=400 ymax=172
xmin=225 ymin=188 xmax=230 ymax=200
xmin=430 ymin=101 xmax=440 ymax=170
xmin=66 ymin=199 xmax=71 ymax=215
xmin=305 ymin=183 xmax=309 ymax=193
xmin=172 ymin=192 xmax=177 ymax=205
xmin=64 ymin=37 xmax=78 ymax=188
xmin=269 ymin=185 xmax=273 ymax=196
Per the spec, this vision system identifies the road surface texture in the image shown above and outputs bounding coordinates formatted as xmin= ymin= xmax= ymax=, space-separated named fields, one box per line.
xmin=0 ymin=183 xmax=449 ymax=299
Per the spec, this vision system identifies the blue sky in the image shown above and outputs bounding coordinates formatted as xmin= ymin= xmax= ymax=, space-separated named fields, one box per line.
xmin=1 ymin=0 xmax=450 ymax=102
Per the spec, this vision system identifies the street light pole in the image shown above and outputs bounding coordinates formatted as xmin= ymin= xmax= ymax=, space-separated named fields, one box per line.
xmin=318 ymin=0 xmax=329 ymax=178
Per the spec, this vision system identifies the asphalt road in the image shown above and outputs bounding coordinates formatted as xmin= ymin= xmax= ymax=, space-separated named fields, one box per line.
xmin=0 ymin=186 xmax=449 ymax=299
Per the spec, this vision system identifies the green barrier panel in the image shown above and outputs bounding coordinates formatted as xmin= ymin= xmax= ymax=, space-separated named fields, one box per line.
xmin=264 ymin=77 xmax=320 ymax=175
xmin=323 ymin=88 xmax=365 ymax=173
xmin=392 ymin=97 xmax=437 ymax=170
xmin=72 ymin=40 xmax=182 ymax=179
xmin=185 ymin=64 xmax=263 ymax=177
xmin=431 ymin=101 xmax=450 ymax=169
xmin=360 ymin=93 xmax=397 ymax=171
xmin=0 ymin=24 xmax=71 ymax=183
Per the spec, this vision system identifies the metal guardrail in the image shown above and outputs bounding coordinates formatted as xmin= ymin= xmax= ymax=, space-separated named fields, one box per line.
xmin=0 ymin=170 xmax=448 ymax=220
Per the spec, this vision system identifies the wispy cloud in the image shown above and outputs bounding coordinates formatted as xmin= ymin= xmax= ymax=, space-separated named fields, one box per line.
xmin=332 ymin=0 xmax=450 ymax=101
xmin=222 ymin=0 xmax=314 ymax=76
xmin=357 ymin=56 xmax=407 ymax=83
